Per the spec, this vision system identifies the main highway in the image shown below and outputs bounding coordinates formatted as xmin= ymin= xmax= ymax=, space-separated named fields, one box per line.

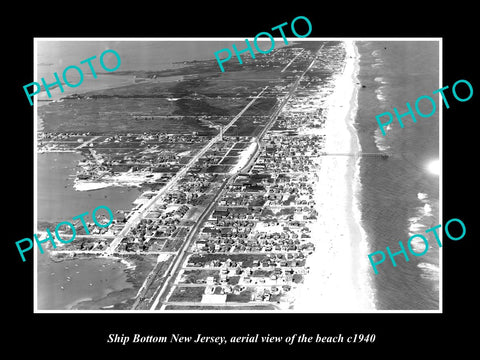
xmin=147 ymin=56 xmax=318 ymax=310
xmin=105 ymin=87 xmax=268 ymax=256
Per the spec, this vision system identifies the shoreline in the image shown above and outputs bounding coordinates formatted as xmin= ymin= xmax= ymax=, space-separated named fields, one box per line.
xmin=37 ymin=42 xmax=376 ymax=312
xmin=292 ymin=41 xmax=375 ymax=311
xmin=37 ymin=252 xmax=150 ymax=310
xmin=36 ymin=73 xmax=136 ymax=108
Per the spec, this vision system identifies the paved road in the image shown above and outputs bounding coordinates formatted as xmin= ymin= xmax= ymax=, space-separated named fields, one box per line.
xmin=147 ymin=53 xmax=320 ymax=310
xmin=127 ymin=50 xmax=319 ymax=310
xmin=121 ymin=88 xmax=271 ymax=309
xmin=163 ymin=301 xmax=281 ymax=309
xmin=105 ymin=87 xmax=269 ymax=257
xmin=173 ymin=283 xmax=299 ymax=288
xmin=149 ymin=57 xmax=319 ymax=310
xmin=149 ymin=179 xmax=229 ymax=310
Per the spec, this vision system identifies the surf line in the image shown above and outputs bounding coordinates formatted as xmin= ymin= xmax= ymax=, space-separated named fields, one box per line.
xmin=368 ymin=218 xmax=466 ymax=274
xmin=375 ymin=79 xmax=473 ymax=136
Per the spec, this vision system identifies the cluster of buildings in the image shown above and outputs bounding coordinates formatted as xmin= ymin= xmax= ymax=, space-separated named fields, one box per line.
xmin=174 ymin=47 xmax=347 ymax=305
xmin=78 ymin=134 xmax=208 ymax=182
xmin=255 ymin=47 xmax=310 ymax=70
xmin=117 ymin=204 xmax=190 ymax=253
xmin=180 ymin=253 xmax=306 ymax=303
xmin=42 ymin=42 xmax=350 ymax=309
xmin=37 ymin=132 xmax=93 ymax=152
xmin=255 ymin=135 xmax=324 ymax=174
xmin=182 ymin=143 xmax=324 ymax=304
xmin=195 ymin=202 xmax=317 ymax=254
xmin=117 ymin=171 xmax=222 ymax=253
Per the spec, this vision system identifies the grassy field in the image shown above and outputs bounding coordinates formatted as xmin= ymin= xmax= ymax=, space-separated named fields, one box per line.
xmin=179 ymin=269 xmax=220 ymax=284
xmin=39 ymin=54 xmax=287 ymax=136
xmin=163 ymin=304 xmax=276 ymax=310
xmin=135 ymin=255 xmax=175 ymax=309
xmin=40 ymin=100 xmax=217 ymax=134
xmin=169 ymin=286 xmax=205 ymax=302
xmin=253 ymin=269 xmax=274 ymax=277
xmin=226 ymin=288 xmax=253 ymax=303
xmin=232 ymin=142 xmax=252 ymax=150
xmin=219 ymin=157 xmax=239 ymax=165
xmin=224 ymin=116 xmax=270 ymax=137
xmin=162 ymin=239 xmax=184 ymax=252
xmin=205 ymin=165 xmax=233 ymax=173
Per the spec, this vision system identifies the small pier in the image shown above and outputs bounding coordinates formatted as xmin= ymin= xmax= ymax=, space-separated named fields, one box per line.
xmin=320 ymin=152 xmax=391 ymax=159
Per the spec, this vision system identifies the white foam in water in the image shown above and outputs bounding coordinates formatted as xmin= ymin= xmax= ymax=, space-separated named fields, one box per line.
xmin=417 ymin=262 xmax=440 ymax=286
xmin=374 ymin=77 xmax=388 ymax=85
xmin=371 ymin=56 xmax=384 ymax=69
xmin=417 ymin=192 xmax=428 ymax=200
xmin=423 ymin=203 xmax=432 ymax=215
xmin=408 ymin=193 xmax=434 ymax=236
xmin=408 ymin=197 xmax=434 ymax=237
xmin=352 ymin=156 xmax=376 ymax=309
xmin=407 ymin=192 xmax=439 ymax=289
xmin=375 ymin=87 xmax=386 ymax=101
xmin=292 ymin=41 xmax=375 ymax=312
xmin=408 ymin=217 xmax=426 ymax=235
xmin=374 ymin=127 xmax=392 ymax=152
xmin=372 ymin=82 xmax=391 ymax=152
xmin=409 ymin=234 xmax=429 ymax=253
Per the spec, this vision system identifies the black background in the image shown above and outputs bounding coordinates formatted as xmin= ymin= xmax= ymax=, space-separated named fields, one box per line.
xmin=6 ymin=4 xmax=476 ymax=355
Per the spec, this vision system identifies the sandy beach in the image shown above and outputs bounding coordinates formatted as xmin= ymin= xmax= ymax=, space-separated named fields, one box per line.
xmin=73 ymin=171 xmax=166 ymax=191
xmin=292 ymin=41 xmax=375 ymax=312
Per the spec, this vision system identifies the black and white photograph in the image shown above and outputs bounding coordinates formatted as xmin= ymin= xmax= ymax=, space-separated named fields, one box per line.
xmin=6 ymin=6 xmax=476 ymax=355
xmin=33 ymin=38 xmax=441 ymax=312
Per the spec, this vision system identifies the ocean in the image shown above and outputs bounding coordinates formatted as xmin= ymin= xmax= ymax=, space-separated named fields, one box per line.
xmin=355 ymin=41 xmax=440 ymax=310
